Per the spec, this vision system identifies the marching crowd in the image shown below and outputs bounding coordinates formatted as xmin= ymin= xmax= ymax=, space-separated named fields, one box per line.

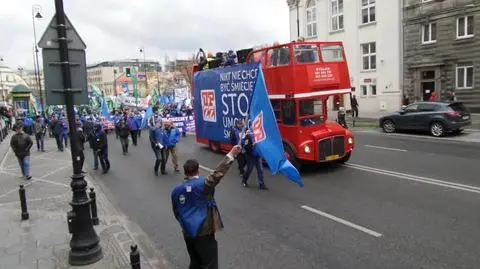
xmin=4 ymin=105 xmax=268 ymax=269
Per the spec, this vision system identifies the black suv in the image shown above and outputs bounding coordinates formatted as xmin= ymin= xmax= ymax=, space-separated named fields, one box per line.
xmin=379 ymin=102 xmax=471 ymax=137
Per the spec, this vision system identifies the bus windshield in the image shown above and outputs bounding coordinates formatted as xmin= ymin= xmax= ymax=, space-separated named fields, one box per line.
xmin=299 ymin=99 xmax=323 ymax=126
xmin=321 ymin=45 xmax=344 ymax=62
xmin=294 ymin=44 xmax=320 ymax=64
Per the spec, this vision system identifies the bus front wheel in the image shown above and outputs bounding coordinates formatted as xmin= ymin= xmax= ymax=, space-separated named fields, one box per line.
xmin=284 ymin=144 xmax=302 ymax=170
xmin=337 ymin=152 xmax=351 ymax=164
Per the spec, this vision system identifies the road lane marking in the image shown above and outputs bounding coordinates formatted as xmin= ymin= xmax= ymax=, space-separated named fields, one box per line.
xmin=354 ymin=130 xmax=480 ymax=144
xmin=364 ymin=145 xmax=407 ymax=152
xmin=301 ymin=205 xmax=383 ymax=238
xmin=199 ymin=165 xmax=214 ymax=173
xmin=344 ymin=163 xmax=480 ymax=194
xmin=0 ymin=148 xmax=11 ymax=169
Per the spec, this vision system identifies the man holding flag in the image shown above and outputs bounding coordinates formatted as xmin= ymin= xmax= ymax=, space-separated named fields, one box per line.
xmin=245 ymin=65 xmax=303 ymax=188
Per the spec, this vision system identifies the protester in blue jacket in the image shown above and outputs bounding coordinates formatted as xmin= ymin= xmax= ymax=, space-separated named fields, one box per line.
xmin=61 ymin=117 xmax=69 ymax=148
xmin=23 ymin=116 xmax=34 ymax=135
xmin=164 ymin=120 xmax=181 ymax=172
xmin=134 ymin=111 xmax=143 ymax=137
xmin=127 ymin=113 xmax=140 ymax=146
xmin=149 ymin=120 xmax=168 ymax=176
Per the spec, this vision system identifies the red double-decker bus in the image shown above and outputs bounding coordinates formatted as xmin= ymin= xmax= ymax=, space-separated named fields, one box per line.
xmin=193 ymin=41 xmax=355 ymax=168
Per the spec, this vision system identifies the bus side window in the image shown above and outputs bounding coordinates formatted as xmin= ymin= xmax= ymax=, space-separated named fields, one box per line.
xmin=282 ymin=100 xmax=296 ymax=125
xmin=271 ymin=100 xmax=282 ymax=123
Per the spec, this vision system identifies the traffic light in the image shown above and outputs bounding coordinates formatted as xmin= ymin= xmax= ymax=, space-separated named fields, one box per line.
xmin=126 ymin=67 xmax=131 ymax=77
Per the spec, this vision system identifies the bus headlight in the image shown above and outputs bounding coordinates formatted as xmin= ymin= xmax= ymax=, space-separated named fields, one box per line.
xmin=348 ymin=137 xmax=354 ymax=144
xmin=304 ymin=145 xmax=311 ymax=153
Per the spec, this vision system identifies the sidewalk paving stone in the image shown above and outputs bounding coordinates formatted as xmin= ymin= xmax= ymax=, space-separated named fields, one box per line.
xmin=0 ymin=137 xmax=170 ymax=269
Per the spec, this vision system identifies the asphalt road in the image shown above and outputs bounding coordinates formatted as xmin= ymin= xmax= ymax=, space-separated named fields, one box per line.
xmin=87 ymin=131 xmax=480 ymax=269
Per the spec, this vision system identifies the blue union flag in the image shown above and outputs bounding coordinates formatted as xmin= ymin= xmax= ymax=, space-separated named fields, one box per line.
xmin=248 ymin=67 xmax=303 ymax=187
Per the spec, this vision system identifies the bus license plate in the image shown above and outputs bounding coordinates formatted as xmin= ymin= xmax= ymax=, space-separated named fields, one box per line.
xmin=326 ymin=155 xmax=340 ymax=161
xmin=462 ymin=115 xmax=470 ymax=120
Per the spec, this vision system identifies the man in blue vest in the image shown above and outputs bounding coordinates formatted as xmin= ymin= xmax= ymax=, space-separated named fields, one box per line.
xmin=171 ymin=145 xmax=241 ymax=269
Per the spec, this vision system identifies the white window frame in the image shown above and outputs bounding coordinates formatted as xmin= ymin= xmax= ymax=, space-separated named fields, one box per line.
xmin=360 ymin=84 xmax=377 ymax=96
xmin=361 ymin=0 xmax=376 ymax=24
xmin=370 ymin=84 xmax=377 ymax=96
xmin=305 ymin=0 xmax=318 ymax=38
xmin=457 ymin=16 xmax=474 ymax=39
xmin=422 ymin=0 xmax=433 ymax=3
xmin=456 ymin=65 xmax=474 ymax=89
xmin=360 ymin=85 xmax=368 ymax=96
xmin=361 ymin=42 xmax=376 ymax=71
xmin=330 ymin=0 xmax=344 ymax=32
xmin=422 ymin=22 xmax=437 ymax=44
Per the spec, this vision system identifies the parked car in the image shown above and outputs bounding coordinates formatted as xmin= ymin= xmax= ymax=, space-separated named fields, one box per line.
xmin=379 ymin=102 xmax=471 ymax=137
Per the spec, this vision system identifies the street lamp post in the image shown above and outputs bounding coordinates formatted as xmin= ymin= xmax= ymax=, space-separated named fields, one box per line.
xmin=113 ymin=69 xmax=118 ymax=97
xmin=52 ymin=0 xmax=102 ymax=264
xmin=156 ymin=63 xmax=160 ymax=91
xmin=32 ymin=5 xmax=44 ymax=115
xmin=139 ymin=47 xmax=148 ymax=92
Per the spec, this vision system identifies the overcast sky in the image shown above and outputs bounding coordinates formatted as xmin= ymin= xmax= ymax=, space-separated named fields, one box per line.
xmin=0 ymin=0 xmax=290 ymax=71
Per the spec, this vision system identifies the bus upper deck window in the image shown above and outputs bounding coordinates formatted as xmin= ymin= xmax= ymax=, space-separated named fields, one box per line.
xmin=294 ymin=44 xmax=320 ymax=64
xmin=321 ymin=45 xmax=344 ymax=62
xmin=269 ymin=46 xmax=291 ymax=67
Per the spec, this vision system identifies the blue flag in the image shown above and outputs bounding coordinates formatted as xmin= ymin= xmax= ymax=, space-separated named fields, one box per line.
xmin=101 ymin=99 xmax=111 ymax=120
xmin=248 ymin=68 xmax=304 ymax=187
xmin=141 ymin=105 xmax=154 ymax=129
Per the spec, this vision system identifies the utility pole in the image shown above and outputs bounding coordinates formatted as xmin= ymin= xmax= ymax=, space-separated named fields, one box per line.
xmin=296 ymin=0 xmax=300 ymax=39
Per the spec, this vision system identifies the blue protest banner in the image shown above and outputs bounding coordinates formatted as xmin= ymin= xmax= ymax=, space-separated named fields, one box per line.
xmin=194 ymin=63 xmax=259 ymax=144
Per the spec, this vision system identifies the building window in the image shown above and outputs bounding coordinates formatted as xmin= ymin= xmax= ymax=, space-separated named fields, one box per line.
xmin=422 ymin=22 xmax=437 ymax=44
xmin=360 ymin=85 xmax=367 ymax=96
xmin=456 ymin=65 xmax=474 ymax=89
xmin=360 ymin=85 xmax=376 ymax=96
xmin=306 ymin=0 xmax=317 ymax=38
xmin=361 ymin=0 xmax=375 ymax=24
xmin=361 ymin=42 xmax=376 ymax=71
xmin=457 ymin=16 xmax=474 ymax=38
xmin=331 ymin=0 xmax=344 ymax=32
xmin=370 ymin=85 xmax=377 ymax=96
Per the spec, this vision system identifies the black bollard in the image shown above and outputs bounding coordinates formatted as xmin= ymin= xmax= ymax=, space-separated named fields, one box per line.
xmin=130 ymin=245 xmax=141 ymax=269
xmin=19 ymin=185 xmax=29 ymax=220
xmin=89 ymin=188 xmax=99 ymax=226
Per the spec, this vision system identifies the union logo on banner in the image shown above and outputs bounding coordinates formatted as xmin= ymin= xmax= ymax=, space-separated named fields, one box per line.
xmin=201 ymin=89 xmax=216 ymax=122
xmin=252 ymin=111 xmax=266 ymax=143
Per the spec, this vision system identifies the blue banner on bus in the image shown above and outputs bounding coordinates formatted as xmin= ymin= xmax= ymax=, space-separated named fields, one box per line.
xmin=194 ymin=63 xmax=260 ymax=144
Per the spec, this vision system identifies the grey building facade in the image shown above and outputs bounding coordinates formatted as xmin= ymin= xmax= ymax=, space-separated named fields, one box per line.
xmin=403 ymin=0 xmax=480 ymax=112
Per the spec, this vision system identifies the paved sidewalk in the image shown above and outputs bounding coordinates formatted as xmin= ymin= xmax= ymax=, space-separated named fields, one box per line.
xmin=0 ymin=137 xmax=169 ymax=269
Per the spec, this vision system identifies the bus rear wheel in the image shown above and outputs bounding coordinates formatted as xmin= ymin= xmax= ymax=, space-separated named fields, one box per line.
xmin=208 ymin=141 xmax=221 ymax=153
